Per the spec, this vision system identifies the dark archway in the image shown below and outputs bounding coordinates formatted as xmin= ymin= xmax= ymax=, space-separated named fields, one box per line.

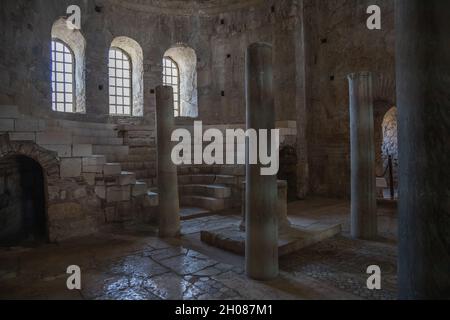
xmin=0 ymin=155 xmax=47 ymax=246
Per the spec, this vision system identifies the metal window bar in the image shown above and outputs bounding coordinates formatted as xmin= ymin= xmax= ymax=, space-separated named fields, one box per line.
xmin=109 ymin=47 xmax=132 ymax=116
xmin=162 ymin=57 xmax=180 ymax=117
xmin=51 ymin=39 xmax=75 ymax=113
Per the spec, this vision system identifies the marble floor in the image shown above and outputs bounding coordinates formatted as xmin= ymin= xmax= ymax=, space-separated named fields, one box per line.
xmin=0 ymin=198 xmax=398 ymax=300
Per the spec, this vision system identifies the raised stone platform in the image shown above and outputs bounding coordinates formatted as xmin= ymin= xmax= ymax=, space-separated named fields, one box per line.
xmin=200 ymin=222 xmax=342 ymax=257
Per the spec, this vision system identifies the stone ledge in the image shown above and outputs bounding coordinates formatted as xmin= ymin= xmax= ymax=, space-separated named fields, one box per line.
xmin=200 ymin=222 xmax=342 ymax=257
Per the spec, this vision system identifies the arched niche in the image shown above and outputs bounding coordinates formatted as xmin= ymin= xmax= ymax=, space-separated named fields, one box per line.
xmin=382 ymin=107 xmax=398 ymax=163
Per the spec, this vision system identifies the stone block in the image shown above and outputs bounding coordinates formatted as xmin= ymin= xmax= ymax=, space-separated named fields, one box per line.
xmin=106 ymin=185 xmax=130 ymax=202
xmin=72 ymin=144 xmax=93 ymax=157
xmin=73 ymin=187 xmax=87 ymax=199
xmin=60 ymin=158 xmax=82 ymax=178
xmin=119 ymin=171 xmax=136 ymax=185
xmin=145 ymin=191 xmax=159 ymax=207
xmin=42 ymin=144 xmax=72 ymax=157
xmin=132 ymin=181 xmax=148 ymax=197
xmin=48 ymin=202 xmax=83 ymax=220
xmin=104 ymin=206 xmax=117 ymax=222
xmin=37 ymin=132 xmax=72 ymax=145
xmin=0 ymin=119 xmax=14 ymax=131
xmin=0 ymin=105 xmax=19 ymax=118
xmin=82 ymin=172 xmax=96 ymax=186
xmin=103 ymin=163 xmax=122 ymax=176
xmin=82 ymin=156 xmax=106 ymax=173
xmin=95 ymin=186 xmax=106 ymax=199
xmin=14 ymin=119 xmax=39 ymax=132
xmin=215 ymin=175 xmax=236 ymax=185
xmin=9 ymin=132 xmax=35 ymax=142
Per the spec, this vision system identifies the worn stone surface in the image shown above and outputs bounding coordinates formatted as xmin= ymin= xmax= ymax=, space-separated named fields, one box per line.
xmin=0 ymin=201 xmax=398 ymax=300
xmin=201 ymin=222 xmax=341 ymax=257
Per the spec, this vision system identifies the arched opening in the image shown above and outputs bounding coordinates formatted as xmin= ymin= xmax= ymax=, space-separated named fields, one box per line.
xmin=163 ymin=44 xmax=198 ymax=118
xmin=0 ymin=155 xmax=47 ymax=246
xmin=381 ymin=107 xmax=398 ymax=198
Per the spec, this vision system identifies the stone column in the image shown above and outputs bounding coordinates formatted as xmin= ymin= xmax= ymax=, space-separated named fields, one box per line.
xmin=156 ymin=85 xmax=180 ymax=238
xmin=347 ymin=72 xmax=377 ymax=239
xmin=245 ymin=43 xmax=278 ymax=280
xmin=396 ymin=0 xmax=450 ymax=299
xmin=240 ymin=180 xmax=291 ymax=231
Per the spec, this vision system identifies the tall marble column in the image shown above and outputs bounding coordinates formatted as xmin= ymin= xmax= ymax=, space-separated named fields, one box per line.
xmin=347 ymin=72 xmax=377 ymax=239
xmin=156 ymin=85 xmax=180 ymax=238
xmin=245 ymin=43 xmax=278 ymax=280
xmin=396 ymin=0 xmax=450 ymax=299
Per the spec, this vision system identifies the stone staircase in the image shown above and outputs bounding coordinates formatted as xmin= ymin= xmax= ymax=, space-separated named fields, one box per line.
xmin=177 ymin=166 xmax=244 ymax=220
xmin=0 ymin=105 xmax=158 ymax=224
xmin=1 ymin=106 xmax=248 ymax=223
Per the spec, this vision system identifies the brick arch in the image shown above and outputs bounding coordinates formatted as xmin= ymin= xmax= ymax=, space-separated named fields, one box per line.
xmin=0 ymin=134 xmax=60 ymax=180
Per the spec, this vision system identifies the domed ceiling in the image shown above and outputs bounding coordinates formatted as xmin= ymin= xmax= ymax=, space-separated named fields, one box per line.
xmin=107 ymin=0 xmax=264 ymax=16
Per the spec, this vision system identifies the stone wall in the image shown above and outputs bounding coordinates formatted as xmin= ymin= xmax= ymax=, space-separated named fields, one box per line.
xmin=303 ymin=0 xmax=396 ymax=197
xmin=0 ymin=0 xmax=398 ymax=200
xmin=0 ymin=0 xmax=299 ymax=123
xmin=0 ymin=0 xmax=302 ymax=193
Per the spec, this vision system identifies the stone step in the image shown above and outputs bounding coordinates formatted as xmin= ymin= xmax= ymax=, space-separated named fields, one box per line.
xmin=180 ymin=184 xmax=231 ymax=199
xmin=215 ymin=174 xmax=237 ymax=185
xmin=131 ymin=181 xmax=148 ymax=197
xmin=118 ymin=124 xmax=154 ymax=132
xmin=180 ymin=195 xmax=228 ymax=211
xmin=47 ymin=127 xmax=119 ymax=138
xmin=104 ymin=154 xmax=131 ymax=163
xmin=103 ymin=163 xmax=122 ymax=176
xmin=128 ymin=146 xmax=156 ymax=155
xmin=105 ymin=185 xmax=131 ymax=203
xmin=82 ymin=155 xmax=107 ymax=173
xmin=118 ymin=171 xmax=136 ymax=185
xmin=40 ymin=144 xmax=93 ymax=158
xmin=120 ymin=161 xmax=155 ymax=171
xmin=92 ymin=145 xmax=129 ymax=156
xmin=178 ymin=174 xmax=237 ymax=186
xmin=146 ymin=191 xmax=159 ymax=207
xmin=73 ymin=135 xmax=124 ymax=145
xmin=179 ymin=207 xmax=212 ymax=221
xmin=47 ymin=119 xmax=118 ymax=131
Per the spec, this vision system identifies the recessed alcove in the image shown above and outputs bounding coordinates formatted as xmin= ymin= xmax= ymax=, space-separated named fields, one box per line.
xmin=0 ymin=155 xmax=47 ymax=246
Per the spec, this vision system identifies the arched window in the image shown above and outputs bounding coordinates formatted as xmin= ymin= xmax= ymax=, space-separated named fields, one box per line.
xmin=51 ymin=40 xmax=75 ymax=112
xmin=51 ymin=18 xmax=86 ymax=113
xmin=163 ymin=57 xmax=180 ymax=117
xmin=109 ymin=48 xmax=132 ymax=115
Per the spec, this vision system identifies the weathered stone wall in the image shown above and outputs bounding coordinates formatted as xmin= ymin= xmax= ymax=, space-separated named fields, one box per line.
xmin=303 ymin=0 xmax=395 ymax=197
xmin=0 ymin=0 xmax=301 ymax=193
xmin=0 ymin=0 xmax=299 ymax=123
xmin=0 ymin=0 xmax=397 ymax=200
